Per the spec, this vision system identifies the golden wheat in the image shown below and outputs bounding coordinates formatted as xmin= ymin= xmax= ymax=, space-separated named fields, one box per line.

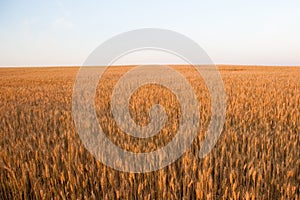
xmin=0 ymin=66 xmax=299 ymax=199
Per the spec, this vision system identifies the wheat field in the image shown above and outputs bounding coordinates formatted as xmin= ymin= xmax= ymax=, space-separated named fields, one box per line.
xmin=0 ymin=66 xmax=299 ymax=199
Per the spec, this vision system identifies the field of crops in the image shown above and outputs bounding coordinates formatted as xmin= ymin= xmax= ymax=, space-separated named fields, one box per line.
xmin=0 ymin=66 xmax=299 ymax=199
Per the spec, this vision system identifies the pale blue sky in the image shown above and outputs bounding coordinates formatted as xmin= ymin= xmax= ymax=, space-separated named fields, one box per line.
xmin=0 ymin=0 xmax=300 ymax=66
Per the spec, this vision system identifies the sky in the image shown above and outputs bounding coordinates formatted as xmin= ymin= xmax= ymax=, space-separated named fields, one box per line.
xmin=0 ymin=0 xmax=300 ymax=66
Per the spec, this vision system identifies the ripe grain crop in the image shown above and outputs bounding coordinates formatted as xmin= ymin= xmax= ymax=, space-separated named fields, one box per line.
xmin=0 ymin=66 xmax=299 ymax=199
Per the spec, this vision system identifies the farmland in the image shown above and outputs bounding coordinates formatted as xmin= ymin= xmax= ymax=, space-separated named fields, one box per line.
xmin=0 ymin=66 xmax=299 ymax=199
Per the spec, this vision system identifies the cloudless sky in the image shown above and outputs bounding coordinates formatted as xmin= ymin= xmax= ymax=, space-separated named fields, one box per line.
xmin=0 ymin=0 xmax=300 ymax=66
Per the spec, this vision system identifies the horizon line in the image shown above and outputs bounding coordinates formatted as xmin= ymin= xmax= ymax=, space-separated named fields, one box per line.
xmin=1 ymin=63 xmax=300 ymax=68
